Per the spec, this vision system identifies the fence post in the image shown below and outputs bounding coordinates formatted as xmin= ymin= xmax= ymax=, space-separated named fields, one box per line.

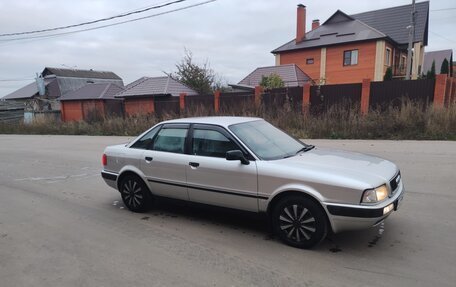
xmin=302 ymin=83 xmax=311 ymax=114
xmin=60 ymin=102 xmax=66 ymax=122
xmin=360 ymin=78 xmax=371 ymax=115
xmin=254 ymin=86 xmax=263 ymax=108
xmin=451 ymin=78 xmax=456 ymax=106
xmin=214 ymin=90 xmax=221 ymax=113
xmin=448 ymin=77 xmax=455 ymax=106
xmin=179 ymin=93 xmax=187 ymax=112
xmin=433 ymin=74 xmax=447 ymax=108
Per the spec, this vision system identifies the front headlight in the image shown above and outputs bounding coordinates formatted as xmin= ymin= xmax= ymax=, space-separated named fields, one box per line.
xmin=361 ymin=184 xmax=389 ymax=204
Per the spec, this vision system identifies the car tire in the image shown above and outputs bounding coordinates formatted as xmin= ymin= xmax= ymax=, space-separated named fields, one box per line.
xmin=272 ymin=195 xmax=327 ymax=249
xmin=119 ymin=175 xmax=153 ymax=213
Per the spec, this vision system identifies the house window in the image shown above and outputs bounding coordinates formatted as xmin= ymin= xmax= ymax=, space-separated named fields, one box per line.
xmin=306 ymin=58 xmax=314 ymax=64
xmin=400 ymin=55 xmax=407 ymax=73
xmin=385 ymin=48 xmax=392 ymax=66
xmin=343 ymin=50 xmax=358 ymax=66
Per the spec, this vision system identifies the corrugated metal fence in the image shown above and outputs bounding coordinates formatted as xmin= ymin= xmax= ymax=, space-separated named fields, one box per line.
xmin=370 ymin=79 xmax=435 ymax=110
xmin=310 ymin=83 xmax=362 ymax=115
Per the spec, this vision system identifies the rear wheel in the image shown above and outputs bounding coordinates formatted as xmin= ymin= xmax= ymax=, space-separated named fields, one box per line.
xmin=272 ymin=195 xmax=327 ymax=249
xmin=119 ymin=175 xmax=152 ymax=213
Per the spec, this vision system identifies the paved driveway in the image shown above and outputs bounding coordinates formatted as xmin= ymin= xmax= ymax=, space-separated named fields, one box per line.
xmin=0 ymin=135 xmax=454 ymax=287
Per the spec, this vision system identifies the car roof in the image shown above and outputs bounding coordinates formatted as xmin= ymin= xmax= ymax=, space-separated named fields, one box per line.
xmin=160 ymin=116 xmax=263 ymax=127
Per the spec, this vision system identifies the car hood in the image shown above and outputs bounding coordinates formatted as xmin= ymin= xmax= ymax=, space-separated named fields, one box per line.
xmin=274 ymin=147 xmax=398 ymax=189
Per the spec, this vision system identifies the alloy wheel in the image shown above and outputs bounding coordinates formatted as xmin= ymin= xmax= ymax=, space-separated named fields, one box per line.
xmin=279 ymin=204 xmax=316 ymax=243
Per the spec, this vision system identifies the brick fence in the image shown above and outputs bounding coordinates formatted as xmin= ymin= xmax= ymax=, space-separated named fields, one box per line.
xmin=98 ymin=75 xmax=456 ymax=120
xmin=301 ymin=74 xmax=454 ymax=114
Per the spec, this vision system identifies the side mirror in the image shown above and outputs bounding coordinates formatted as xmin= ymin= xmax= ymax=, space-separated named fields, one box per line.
xmin=226 ymin=150 xmax=250 ymax=165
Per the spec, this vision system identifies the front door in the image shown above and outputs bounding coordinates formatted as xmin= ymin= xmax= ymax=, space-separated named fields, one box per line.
xmin=186 ymin=125 xmax=258 ymax=212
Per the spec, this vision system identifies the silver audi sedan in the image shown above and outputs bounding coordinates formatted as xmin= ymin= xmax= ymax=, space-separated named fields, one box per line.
xmin=101 ymin=117 xmax=404 ymax=248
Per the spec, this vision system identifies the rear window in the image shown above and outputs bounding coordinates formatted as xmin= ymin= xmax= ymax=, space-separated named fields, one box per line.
xmin=152 ymin=128 xmax=188 ymax=154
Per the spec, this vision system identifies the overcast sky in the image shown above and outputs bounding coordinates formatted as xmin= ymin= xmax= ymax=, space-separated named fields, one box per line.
xmin=0 ymin=0 xmax=454 ymax=97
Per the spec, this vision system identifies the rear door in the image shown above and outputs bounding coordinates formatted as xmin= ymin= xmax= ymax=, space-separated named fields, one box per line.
xmin=186 ymin=125 xmax=259 ymax=212
xmin=141 ymin=124 xmax=190 ymax=201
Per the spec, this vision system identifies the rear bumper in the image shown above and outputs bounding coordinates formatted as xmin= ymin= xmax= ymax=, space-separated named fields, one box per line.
xmin=101 ymin=170 xmax=118 ymax=189
xmin=323 ymin=182 xmax=404 ymax=233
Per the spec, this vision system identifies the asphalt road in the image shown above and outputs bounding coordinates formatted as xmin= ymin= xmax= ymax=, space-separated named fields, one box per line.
xmin=0 ymin=135 xmax=455 ymax=287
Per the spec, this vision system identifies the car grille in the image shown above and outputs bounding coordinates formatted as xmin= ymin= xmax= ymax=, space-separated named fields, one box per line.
xmin=390 ymin=172 xmax=401 ymax=195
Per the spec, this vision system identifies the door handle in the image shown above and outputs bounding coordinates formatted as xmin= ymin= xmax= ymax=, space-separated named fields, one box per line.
xmin=189 ymin=162 xmax=199 ymax=168
xmin=145 ymin=156 xmax=153 ymax=162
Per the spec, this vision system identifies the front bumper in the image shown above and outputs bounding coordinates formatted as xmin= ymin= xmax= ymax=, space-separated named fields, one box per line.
xmin=323 ymin=182 xmax=404 ymax=233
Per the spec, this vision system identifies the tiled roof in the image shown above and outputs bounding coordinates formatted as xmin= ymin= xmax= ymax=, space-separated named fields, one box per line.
xmin=2 ymin=78 xmax=56 ymax=100
xmin=115 ymin=76 xmax=198 ymax=98
xmin=351 ymin=1 xmax=429 ymax=46
xmin=273 ymin=1 xmax=429 ymax=53
xmin=272 ymin=10 xmax=387 ymax=53
xmin=42 ymin=67 xmax=122 ymax=80
xmin=422 ymin=49 xmax=453 ymax=74
xmin=59 ymin=83 xmax=124 ymax=101
xmin=238 ymin=64 xmax=312 ymax=87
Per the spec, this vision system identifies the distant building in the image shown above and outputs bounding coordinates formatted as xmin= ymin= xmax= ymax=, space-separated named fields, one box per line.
xmin=2 ymin=67 xmax=123 ymax=122
xmin=423 ymin=49 xmax=453 ymax=77
xmin=272 ymin=2 xmax=430 ymax=83
xmin=232 ymin=64 xmax=312 ymax=90
xmin=115 ymin=76 xmax=197 ymax=117
xmin=59 ymin=83 xmax=124 ymax=122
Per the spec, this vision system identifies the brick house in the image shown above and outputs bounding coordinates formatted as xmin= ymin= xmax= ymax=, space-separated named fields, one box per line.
xmin=233 ymin=64 xmax=312 ymax=89
xmin=59 ymin=83 xmax=124 ymax=122
xmin=115 ymin=76 xmax=197 ymax=117
xmin=272 ymin=2 xmax=429 ymax=84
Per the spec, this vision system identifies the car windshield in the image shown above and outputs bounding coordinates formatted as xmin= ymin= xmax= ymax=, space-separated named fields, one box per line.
xmin=229 ymin=120 xmax=311 ymax=160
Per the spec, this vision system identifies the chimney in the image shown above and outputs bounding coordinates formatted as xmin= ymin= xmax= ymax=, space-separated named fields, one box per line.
xmin=296 ymin=4 xmax=306 ymax=43
xmin=312 ymin=19 xmax=320 ymax=30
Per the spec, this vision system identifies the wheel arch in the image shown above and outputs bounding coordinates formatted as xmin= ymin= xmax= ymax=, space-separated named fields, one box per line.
xmin=266 ymin=190 xmax=333 ymax=233
xmin=116 ymin=166 xmax=149 ymax=192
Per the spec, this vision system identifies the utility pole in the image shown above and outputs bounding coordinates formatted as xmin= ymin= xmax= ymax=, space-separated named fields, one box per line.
xmin=405 ymin=0 xmax=416 ymax=80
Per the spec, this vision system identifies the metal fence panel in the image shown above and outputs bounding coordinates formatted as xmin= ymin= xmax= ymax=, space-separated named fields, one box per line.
xmin=369 ymin=79 xmax=435 ymax=109
xmin=154 ymin=96 xmax=180 ymax=116
xmin=310 ymin=83 xmax=362 ymax=115
xmin=219 ymin=92 xmax=254 ymax=114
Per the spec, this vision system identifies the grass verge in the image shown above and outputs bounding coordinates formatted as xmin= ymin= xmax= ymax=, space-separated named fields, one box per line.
xmin=0 ymin=102 xmax=455 ymax=140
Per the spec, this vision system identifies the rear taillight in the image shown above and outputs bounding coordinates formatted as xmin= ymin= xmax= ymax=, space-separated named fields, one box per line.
xmin=102 ymin=154 xmax=107 ymax=166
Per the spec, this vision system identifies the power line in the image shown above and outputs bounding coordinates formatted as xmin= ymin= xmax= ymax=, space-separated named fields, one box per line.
xmin=430 ymin=30 xmax=456 ymax=43
xmin=0 ymin=78 xmax=34 ymax=82
xmin=430 ymin=8 xmax=456 ymax=12
xmin=0 ymin=0 xmax=186 ymax=37
xmin=0 ymin=0 xmax=216 ymax=43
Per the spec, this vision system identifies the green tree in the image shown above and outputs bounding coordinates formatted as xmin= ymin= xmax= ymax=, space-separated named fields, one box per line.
xmin=383 ymin=67 xmax=393 ymax=81
xmin=426 ymin=60 xmax=436 ymax=80
xmin=440 ymin=58 xmax=449 ymax=75
xmin=259 ymin=73 xmax=285 ymax=89
xmin=171 ymin=49 xmax=218 ymax=95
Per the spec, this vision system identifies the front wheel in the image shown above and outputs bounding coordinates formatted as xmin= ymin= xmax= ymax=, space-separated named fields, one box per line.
xmin=272 ymin=195 xmax=328 ymax=249
xmin=119 ymin=175 xmax=153 ymax=213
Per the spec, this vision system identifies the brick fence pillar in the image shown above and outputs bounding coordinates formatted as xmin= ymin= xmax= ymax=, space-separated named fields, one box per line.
xmin=449 ymin=78 xmax=455 ymax=106
xmin=214 ymin=90 xmax=221 ymax=113
xmin=360 ymin=78 xmax=371 ymax=115
xmin=434 ymin=74 xmax=447 ymax=108
xmin=60 ymin=102 xmax=66 ymax=122
xmin=254 ymin=86 xmax=263 ymax=108
xmin=302 ymin=83 xmax=311 ymax=114
xmin=179 ymin=93 xmax=186 ymax=111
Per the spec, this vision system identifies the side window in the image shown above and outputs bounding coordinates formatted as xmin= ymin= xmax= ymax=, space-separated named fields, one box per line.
xmin=192 ymin=129 xmax=239 ymax=158
xmin=130 ymin=126 xmax=160 ymax=149
xmin=152 ymin=128 xmax=187 ymax=154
